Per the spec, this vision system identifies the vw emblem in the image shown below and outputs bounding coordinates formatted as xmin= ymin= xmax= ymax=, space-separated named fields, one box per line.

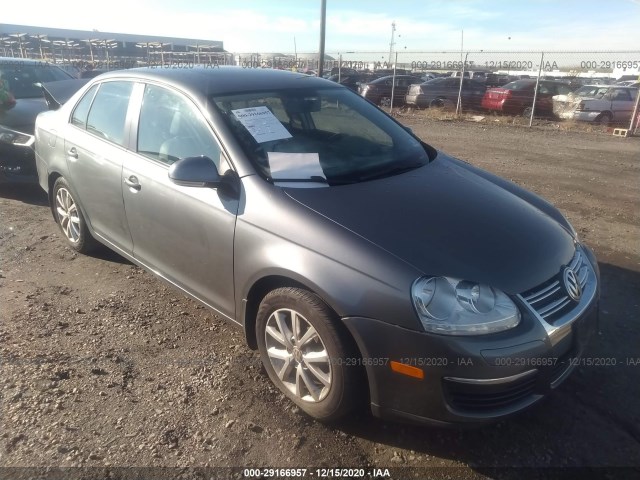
xmin=563 ymin=268 xmax=582 ymax=302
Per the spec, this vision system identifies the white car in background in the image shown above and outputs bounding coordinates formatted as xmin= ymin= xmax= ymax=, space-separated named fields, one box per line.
xmin=552 ymin=85 xmax=638 ymax=125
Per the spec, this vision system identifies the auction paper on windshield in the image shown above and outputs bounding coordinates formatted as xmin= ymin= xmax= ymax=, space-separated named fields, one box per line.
xmin=267 ymin=152 xmax=326 ymax=181
xmin=231 ymin=106 xmax=292 ymax=143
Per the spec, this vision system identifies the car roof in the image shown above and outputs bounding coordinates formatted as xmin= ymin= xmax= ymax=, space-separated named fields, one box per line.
xmin=0 ymin=56 xmax=51 ymax=65
xmin=370 ymin=74 xmax=419 ymax=82
xmin=91 ymin=66 xmax=337 ymax=100
xmin=580 ymin=84 xmax=636 ymax=89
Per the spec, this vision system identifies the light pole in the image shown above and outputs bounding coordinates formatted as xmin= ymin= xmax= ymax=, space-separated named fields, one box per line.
xmin=318 ymin=0 xmax=327 ymax=76
xmin=388 ymin=21 xmax=396 ymax=64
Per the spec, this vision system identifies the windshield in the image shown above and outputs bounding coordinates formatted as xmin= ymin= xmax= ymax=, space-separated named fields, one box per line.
xmin=0 ymin=62 xmax=72 ymax=99
xmin=212 ymin=87 xmax=430 ymax=185
xmin=572 ymin=86 xmax=610 ymax=98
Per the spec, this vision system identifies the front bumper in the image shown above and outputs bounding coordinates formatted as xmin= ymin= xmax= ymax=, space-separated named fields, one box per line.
xmin=557 ymin=110 xmax=602 ymax=122
xmin=0 ymin=137 xmax=38 ymax=183
xmin=343 ymin=247 xmax=600 ymax=426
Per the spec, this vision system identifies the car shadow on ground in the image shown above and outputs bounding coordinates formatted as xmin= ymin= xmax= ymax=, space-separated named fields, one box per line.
xmin=335 ymin=261 xmax=640 ymax=472
xmin=0 ymin=182 xmax=48 ymax=206
xmin=88 ymin=244 xmax=133 ymax=265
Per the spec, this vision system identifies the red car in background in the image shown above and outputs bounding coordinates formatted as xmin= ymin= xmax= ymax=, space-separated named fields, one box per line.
xmin=482 ymin=79 xmax=573 ymax=117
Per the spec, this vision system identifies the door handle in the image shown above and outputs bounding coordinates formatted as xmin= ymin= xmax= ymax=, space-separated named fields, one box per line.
xmin=124 ymin=176 xmax=141 ymax=191
xmin=67 ymin=147 xmax=78 ymax=159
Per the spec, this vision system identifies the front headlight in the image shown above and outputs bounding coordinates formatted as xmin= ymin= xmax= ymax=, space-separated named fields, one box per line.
xmin=0 ymin=125 xmax=34 ymax=147
xmin=411 ymin=276 xmax=520 ymax=335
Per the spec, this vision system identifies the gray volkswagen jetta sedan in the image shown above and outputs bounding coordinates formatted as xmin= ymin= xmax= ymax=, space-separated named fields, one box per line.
xmin=34 ymin=67 xmax=599 ymax=425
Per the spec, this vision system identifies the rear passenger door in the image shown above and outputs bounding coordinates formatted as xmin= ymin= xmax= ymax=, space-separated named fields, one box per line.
xmin=608 ymin=88 xmax=635 ymax=122
xmin=64 ymin=81 xmax=136 ymax=254
xmin=121 ymin=83 xmax=239 ymax=318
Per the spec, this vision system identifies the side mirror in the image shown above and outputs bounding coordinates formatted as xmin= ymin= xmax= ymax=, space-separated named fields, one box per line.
xmin=168 ymin=156 xmax=222 ymax=188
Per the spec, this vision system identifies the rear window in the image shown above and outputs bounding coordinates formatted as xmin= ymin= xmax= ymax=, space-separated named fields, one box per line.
xmin=85 ymin=81 xmax=133 ymax=147
xmin=0 ymin=61 xmax=71 ymax=98
xmin=503 ymin=80 xmax=535 ymax=91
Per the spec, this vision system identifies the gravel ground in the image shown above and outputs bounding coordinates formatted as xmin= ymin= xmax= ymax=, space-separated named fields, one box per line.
xmin=1 ymin=117 xmax=639 ymax=480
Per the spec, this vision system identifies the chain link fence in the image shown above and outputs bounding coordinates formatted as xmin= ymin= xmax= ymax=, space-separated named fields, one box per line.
xmin=225 ymin=50 xmax=640 ymax=132
xmin=2 ymin=33 xmax=639 ymax=132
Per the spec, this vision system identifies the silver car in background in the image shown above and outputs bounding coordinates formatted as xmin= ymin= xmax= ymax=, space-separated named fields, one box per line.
xmin=552 ymin=85 xmax=638 ymax=125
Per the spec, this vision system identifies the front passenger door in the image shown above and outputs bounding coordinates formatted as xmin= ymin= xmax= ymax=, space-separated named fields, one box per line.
xmin=121 ymin=84 xmax=239 ymax=318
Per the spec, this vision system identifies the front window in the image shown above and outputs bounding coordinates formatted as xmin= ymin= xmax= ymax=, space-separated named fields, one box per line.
xmin=137 ymin=84 xmax=224 ymax=169
xmin=212 ymin=87 xmax=430 ymax=185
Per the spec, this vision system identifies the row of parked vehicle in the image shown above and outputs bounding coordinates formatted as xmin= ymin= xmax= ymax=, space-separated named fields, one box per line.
xmin=351 ymin=73 xmax=638 ymax=125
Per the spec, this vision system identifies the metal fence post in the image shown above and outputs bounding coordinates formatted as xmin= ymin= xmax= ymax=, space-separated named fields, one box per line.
xmin=456 ymin=52 xmax=469 ymax=116
xmin=529 ymin=52 xmax=544 ymax=127
xmin=629 ymin=87 xmax=640 ymax=135
xmin=338 ymin=53 xmax=342 ymax=82
xmin=390 ymin=51 xmax=398 ymax=113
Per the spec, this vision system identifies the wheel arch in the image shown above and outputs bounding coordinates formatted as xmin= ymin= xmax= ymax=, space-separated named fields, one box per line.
xmin=241 ymin=273 xmax=361 ymax=362
xmin=47 ymin=171 xmax=63 ymax=220
xmin=48 ymin=172 xmax=95 ymax=232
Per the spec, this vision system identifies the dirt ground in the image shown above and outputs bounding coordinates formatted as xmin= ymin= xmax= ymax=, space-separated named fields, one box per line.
xmin=1 ymin=116 xmax=639 ymax=480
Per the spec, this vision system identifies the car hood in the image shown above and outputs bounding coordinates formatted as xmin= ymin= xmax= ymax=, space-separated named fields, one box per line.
xmin=284 ymin=155 xmax=575 ymax=294
xmin=0 ymin=97 xmax=47 ymax=133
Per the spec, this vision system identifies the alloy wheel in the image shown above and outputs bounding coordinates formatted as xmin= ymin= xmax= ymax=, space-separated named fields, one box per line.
xmin=264 ymin=308 xmax=332 ymax=402
xmin=55 ymin=187 xmax=81 ymax=243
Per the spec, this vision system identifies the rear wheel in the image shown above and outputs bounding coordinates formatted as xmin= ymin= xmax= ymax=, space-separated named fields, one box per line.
xmin=595 ymin=112 xmax=612 ymax=126
xmin=52 ymin=177 xmax=98 ymax=253
xmin=379 ymin=96 xmax=391 ymax=107
xmin=430 ymin=98 xmax=454 ymax=110
xmin=256 ymin=287 xmax=361 ymax=421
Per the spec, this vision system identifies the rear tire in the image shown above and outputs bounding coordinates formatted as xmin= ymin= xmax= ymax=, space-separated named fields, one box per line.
xmin=430 ymin=98 xmax=454 ymax=110
xmin=595 ymin=112 xmax=612 ymax=126
xmin=52 ymin=177 xmax=98 ymax=254
xmin=256 ymin=287 xmax=362 ymax=422
xmin=379 ymin=96 xmax=391 ymax=107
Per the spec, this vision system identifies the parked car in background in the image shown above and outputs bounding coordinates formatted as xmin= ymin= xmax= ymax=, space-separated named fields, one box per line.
xmin=481 ymin=79 xmax=574 ymax=117
xmin=552 ymin=85 xmax=638 ymax=125
xmin=80 ymin=68 xmax=108 ymax=79
xmin=359 ymin=74 xmax=422 ymax=106
xmin=484 ymin=73 xmax=520 ymax=88
xmin=617 ymin=74 xmax=640 ymax=83
xmin=450 ymin=70 xmax=489 ymax=81
xmin=34 ymin=66 xmax=599 ymax=426
xmin=405 ymin=77 xmax=486 ymax=110
xmin=327 ymin=73 xmax=362 ymax=91
xmin=615 ymin=80 xmax=640 ymax=87
xmin=0 ymin=57 xmax=72 ymax=183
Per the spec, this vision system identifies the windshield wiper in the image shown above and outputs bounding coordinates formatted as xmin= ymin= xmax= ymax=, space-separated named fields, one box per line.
xmin=270 ymin=176 xmax=328 ymax=183
xmin=327 ymin=162 xmax=424 ymax=185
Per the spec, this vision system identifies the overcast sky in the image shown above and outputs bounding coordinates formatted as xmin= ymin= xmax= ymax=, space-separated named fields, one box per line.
xmin=4 ymin=0 xmax=640 ymax=53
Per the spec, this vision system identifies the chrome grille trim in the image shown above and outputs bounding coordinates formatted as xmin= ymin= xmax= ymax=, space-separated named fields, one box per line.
xmin=538 ymin=297 xmax=572 ymax=318
xmin=523 ymin=281 xmax=561 ymax=304
xmin=517 ymin=247 xmax=598 ymax=342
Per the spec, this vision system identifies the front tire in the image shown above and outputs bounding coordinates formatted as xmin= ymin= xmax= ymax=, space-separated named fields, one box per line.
xmin=256 ymin=287 xmax=361 ymax=421
xmin=52 ymin=177 xmax=98 ymax=253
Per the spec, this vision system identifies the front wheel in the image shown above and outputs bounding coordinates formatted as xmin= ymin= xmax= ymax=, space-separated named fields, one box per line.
xmin=52 ymin=177 xmax=98 ymax=253
xmin=256 ymin=287 xmax=361 ymax=421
